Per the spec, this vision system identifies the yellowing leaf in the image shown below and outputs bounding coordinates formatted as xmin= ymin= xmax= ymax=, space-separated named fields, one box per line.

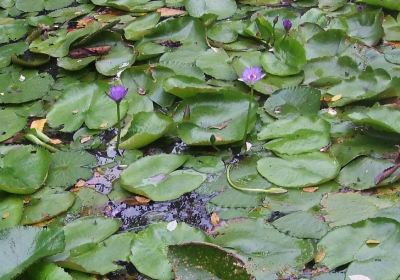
xmin=211 ymin=212 xmax=220 ymax=226
xmin=315 ymin=249 xmax=326 ymax=263
xmin=157 ymin=7 xmax=185 ymax=17
xmin=303 ymin=187 xmax=319 ymax=193
xmin=366 ymin=239 xmax=380 ymax=245
xmin=30 ymin=119 xmax=47 ymax=132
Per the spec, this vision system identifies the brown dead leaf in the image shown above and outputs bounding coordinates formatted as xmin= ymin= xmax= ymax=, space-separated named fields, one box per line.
xmin=32 ymin=218 xmax=54 ymax=227
xmin=384 ymin=41 xmax=400 ymax=48
xmin=330 ymin=94 xmax=342 ymax=102
xmin=49 ymin=138 xmax=62 ymax=145
xmin=76 ymin=17 xmax=96 ymax=29
xmin=303 ymin=187 xmax=319 ymax=193
xmin=157 ymin=7 xmax=185 ymax=17
xmin=122 ymin=196 xmax=151 ymax=206
xmin=211 ymin=212 xmax=220 ymax=226
xmin=80 ymin=135 xmax=92 ymax=144
xmin=75 ymin=179 xmax=86 ymax=188
xmin=208 ymin=120 xmax=230 ymax=130
xmin=69 ymin=46 xmax=112 ymax=59
xmin=315 ymin=249 xmax=326 ymax=263
xmin=30 ymin=119 xmax=47 ymax=132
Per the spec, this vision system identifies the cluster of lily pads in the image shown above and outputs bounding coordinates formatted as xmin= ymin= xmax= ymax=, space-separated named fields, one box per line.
xmin=1 ymin=0 xmax=400 ymax=279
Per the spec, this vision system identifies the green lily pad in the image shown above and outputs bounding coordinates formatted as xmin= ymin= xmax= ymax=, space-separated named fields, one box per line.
xmin=120 ymin=154 xmax=206 ymax=201
xmin=257 ymin=152 xmax=340 ymax=188
xmin=347 ymin=105 xmax=400 ymax=134
xmin=358 ymin=0 xmax=400 ymax=11
xmin=0 ymin=108 xmax=27 ymax=142
xmin=50 ymin=216 xmax=121 ymax=262
xmin=0 ymin=18 xmax=29 ymax=44
xmin=90 ymin=0 xmax=164 ymax=12
xmin=345 ymin=10 xmax=384 ymax=47
xmin=322 ymin=192 xmax=394 ymax=227
xmin=263 ymin=87 xmax=321 ymax=118
xmin=0 ymin=146 xmax=51 ymax=194
xmin=60 ymin=232 xmax=134 ymax=275
xmin=46 ymin=150 xmax=97 ymax=188
xmin=29 ymin=21 xmax=103 ymax=57
xmin=272 ymin=211 xmax=329 ymax=239
xmin=383 ymin=14 xmax=400 ymax=41
xmin=0 ymin=195 xmax=23 ymax=229
xmin=168 ymin=242 xmax=253 ymax=280
xmin=21 ymin=188 xmax=76 ymax=225
xmin=174 ymin=91 xmax=256 ymax=145
xmin=163 ymin=76 xmax=215 ymax=98
xmin=317 ymin=218 xmax=400 ymax=280
xmin=337 ymin=157 xmax=400 ymax=190
xmin=22 ymin=262 xmax=72 ymax=280
xmin=0 ymin=67 xmax=54 ymax=104
xmin=130 ymin=222 xmax=207 ymax=280
xmin=305 ymin=29 xmax=349 ymax=60
xmin=124 ymin=12 xmax=160 ymax=41
xmin=261 ymin=37 xmax=306 ymax=76
xmin=185 ymin=0 xmax=237 ymax=20
xmin=0 ymin=226 xmax=65 ymax=280
xmin=47 ymin=81 xmax=128 ymax=132
xmin=210 ymin=219 xmax=314 ymax=279
xmin=195 ymin=49 xmax=237 ymax=81
xmin=16 ymin=0 xmax=74 ymax=12
xmin=0 ymin=42 xmax=28 ymax=68
xmin=120 ymin=111 xmax=173 ymax=150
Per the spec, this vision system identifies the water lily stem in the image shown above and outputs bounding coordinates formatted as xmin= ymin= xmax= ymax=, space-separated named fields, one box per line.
xmin=226 ymin=164 xmax=287 ymax=194
xmin=25 ymin=134 xmax=59 ymax=153
xmin=243 ymin=86 xmax=254 ymax=144
xmin=116 ymin=102 xmax=121 ymax=152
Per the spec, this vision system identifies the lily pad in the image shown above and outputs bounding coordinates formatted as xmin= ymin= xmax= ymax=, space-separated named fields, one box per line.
xmin=0 ymin=195 xmax=23 ymax=229
xmin=21 ymin=188 xmax=76 ymax=225
xmin=22 ymin=262 xmax=72 ymax=280
xmin=0 ymin=18 xmax=29 ymax=44
xmin=174 ymin=91 xmax=256 ymax=145
xmin=0 ymin=67 xmax=54 ymax=104
xmin=195 ymin=49 xmax=237 ymax=81
xmin=47 ymin=82 xmax=128 ymax=132
xmin=210 ymin=219 xmax=314 ymax=279
xmin=168 ymin=242 xmax=253 ymax=280
xmin=261 ymin=37 xmax=306 ymax=76
xmin=0 ymin=108 xmax=27 ymax=142
xmin=185 ymin=0 xmax=237 ymax=20
xmin=60 ymin=232 xmax=134 ymax=275
xmin=120 ymin=111 xmax=173 ymax=150
xmin=345 ymin=10 xmax=384 ymax=47
xmin=46 ymin=150 xmax=96 ymax=188
xmin=130 ymin=222 xmax=207 ymax=280
xmin=0 ymin=226 xmax=65 ymax=280
xmin=0 ymin=146 xmax=51 ymax=194
xmin=337 ymin=157 xmax=400 ymax=190
xmin=257 ymin=152 xmax=340 ymax=188
xmin=120 ymin=154 xmax=206 ymax=201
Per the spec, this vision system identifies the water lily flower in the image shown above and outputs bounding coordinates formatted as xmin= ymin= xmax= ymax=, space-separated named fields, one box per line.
xmin=283 ymin=19 xmax=292 ymax=32
xmin=108 ymin=84 xmax=128 ymax=153
xmin=239 ymin=66 xmax=265 ymax=85
xmin=108 ymin=85 xmax=128 ymax=103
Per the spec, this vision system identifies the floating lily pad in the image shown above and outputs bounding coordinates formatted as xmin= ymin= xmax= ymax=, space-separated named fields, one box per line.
xmin=168 ymin=242 xmax=253 ymax=280
xmin=0 ymin=42 xmax=28 ymax=68
xmin=120 ymin=111 xmax=173 ymax=150
xmin=257 ymin=152 xmax=340 ymax=188
xmin=174 ymin=91 xmax=256 ymax=145
xmin=0 ymin=18 xmax=29 ymax=44
xmin=22 ymin=262 xmax=72 ymax=280
xmin=195 ymin=49 xmax=237 ymax=80
xmin=0 ymin=195 xmax=23 ymax=229
xmin=0 ymin=146 xmax=51 ymax=194
xmin=210 ymin=219 xmax=314 ymax=279
xmin=130 ymin=222 xmax=207 ymax=280
xmin=185 ymin=0 xmax=237 ymax=20
xmin=120 ymin=154 xmax=206 ymax=201
xmin=60 ymin=232 xmax=134 ymax=275
xmin=347 ymin=105 xmax=400 ymax=134
xmin=261 ymin=37 xmax=306 ymax=76
xmin=46 ymin=150 xmax=97 ymax=188
xmin=0 ymin=226 xmax=65 ymax=280
xmin=345 ymin=10 xmax=384 ymax=47
xmin=21 ymin=188 xmax=76 ymax=225
xmin=50 ymin=216 xmax=121 ymax=262
xmin=337 ymin=157 xmax=400 ymax=190
xmin=47 ymin=82 xmax=128 ymax=132
xmin=322 ymin=192 xmax=393 ymax=227
xmin=124 ymin=12 xmax=160 ymax=41
xmin=0 ymin=67 xmax=54 ymax=104
xmin=0 ymin=108 xmax=27 ymax=142
xmin=317 ymin=218 xmax=400 ymax=280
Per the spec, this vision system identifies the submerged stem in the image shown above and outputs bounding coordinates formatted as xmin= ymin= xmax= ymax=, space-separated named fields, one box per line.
xmin=25 ymin=134 xmax=59 ymax=153
xmin=243 ymin=86 xmax=254 ymax=143
xmin=226 ymin=164 xmax=287 ymax=194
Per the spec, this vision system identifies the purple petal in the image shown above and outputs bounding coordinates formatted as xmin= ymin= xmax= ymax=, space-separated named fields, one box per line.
xmin=108 ymin=85 xmax=128 ymax=102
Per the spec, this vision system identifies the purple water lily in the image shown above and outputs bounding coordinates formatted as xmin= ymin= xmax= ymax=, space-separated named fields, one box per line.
xmin=283 ymin=19 xmax=292 ymax=32
xmin=108 ymin=85 xmax=128 ymax=103
xmin=239 ymin=66 xmax=265 ymax=85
